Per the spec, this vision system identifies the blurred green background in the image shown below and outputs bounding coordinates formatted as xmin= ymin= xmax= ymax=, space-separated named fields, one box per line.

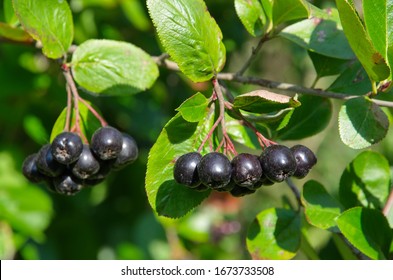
xmin=1 ymin=0 xmax=392 ymax=260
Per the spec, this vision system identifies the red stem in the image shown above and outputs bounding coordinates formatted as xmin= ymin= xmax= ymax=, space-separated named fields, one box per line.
xmin=62 ymin=67 xmax=87 ymax=143
xmin=64 ymin=85 xmax=72 ymax=132
xmin=77 ymin=97 xmax=108 ymax=127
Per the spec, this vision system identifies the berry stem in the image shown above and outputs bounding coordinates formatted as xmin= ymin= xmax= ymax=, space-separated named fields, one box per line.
xmin=212 ymin=78 xmax=237 ymax=156
xmin=64 ymin=84 xmax=72 ymax=132
xmin=225 ymin=101 xmax=276 ymax=148
xmin=197 ymin=112 xmax=222 ymax=153
xmin=62 ymin=66 xmax=87 ymax=143
xmin=285 ymin=178 xmax=302 ymax=210
xmin=77 ymin=97 xmax=108 ymax=127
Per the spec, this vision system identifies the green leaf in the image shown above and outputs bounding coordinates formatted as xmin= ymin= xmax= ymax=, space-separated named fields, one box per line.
xmin=71 ymin=39 xmax=159 ymax=96
xmin=388 ymin=1 xmax=393 ymax=80
xmin=261 ymin=0 xmax=309 ymax=28
xmin=226 ymin=114 xmax=259 ymax=150
xmin=120 ymin=0 xmax=151 ymax=32
xmin=145 ymin=110 xmax=214 ymax=218
xmin=280 ymin=8 xmax=355 ymax=59
xmin=328 ymin=61 xmax=372 ymax=94
xmin=338 ymin=97 xmax=389 ymax=149
xmin=4 ymin=0 xmax=18 ymax=25
xmin=246 ymin=208 xmax=301 ymax=260
xmin=259 ymin=108 xmax=295 ymax=132
xmin=337 ymin=207 xmax=392 ymax=260
xmin=363 ymin=0 xmax=393 ymax=81
xmin=0 ymin=222 xmax=15 ymax=260
xmin=234 ymin=0 xmax=267 ymax=37
xmin=301 ymin=180 xmax=343 ymax=231
xmin=309 ymin=51 xmax=349 ymax=78
xmin=335 ymin=0 xmax=390 ymax=81
xmin=147 ymin=0 xmax=226 ymax=82
xmin=0 ymin=22 xmax=32 ymax=42
xmin=0 ymin=152 xmax=53 ymax=240
xmin=175 ymin=92 xmax=209 ymax=122
xmin=233 ymin=90 xmax=300 ymax=114
xmin=276 ymin=95 xmax=332 ymax=140
xmin=50 ymin=100 xmax=102 ymax=142
xmin=23 ymin=114 xmax=48 ymax=145
xmin=13 ymin=0 xmax=74 ymax=59
xmin=339 ymin=151 xmax=391 ymax=210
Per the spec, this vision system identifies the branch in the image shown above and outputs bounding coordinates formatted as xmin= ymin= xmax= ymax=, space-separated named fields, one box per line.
xmin=152 ymin=56 xmax=393 ymax=109
xmin=336 ymin=232 xmax=370 ymax=260
xmin=237 ymin=35 xmax=270 ymax=76
xmin=285 ymin=178 xmax=302 ymax=210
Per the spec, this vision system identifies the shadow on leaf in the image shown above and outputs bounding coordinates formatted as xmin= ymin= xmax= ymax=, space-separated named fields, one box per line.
xmin=155 ymin=180 xmax=210 ymax=218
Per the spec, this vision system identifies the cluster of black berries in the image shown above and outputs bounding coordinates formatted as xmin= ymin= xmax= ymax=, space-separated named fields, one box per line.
xmin=173 ymin=145 xmax=317 ymax=197
xmin=22 ymin=126 xmax=138 ymax=195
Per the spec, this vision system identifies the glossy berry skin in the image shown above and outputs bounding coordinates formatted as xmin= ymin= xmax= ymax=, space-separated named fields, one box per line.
xmin=231 ymin=153 xmax=262 ymax=188
xmin=51 ymin=132 xmax=83 ymax=164
xmin=91 ymin=126 xmax=123 ymax=160
xmin=36 ymin=144 xmax=65 ymax=177
xmin=53 ymin=173 xmax=83 ymax=195
xmin=88 ymin=159 xmax=114 ymax=180
xmin=291 ymin=145 xmax=317 ymax=178
xmin=259 ymin=145 xmax=296 ymax=182
xmin=173 ymin=152 xmax=202 ymax=187
xmin=113 ymin=133 xmax=139 ymax=169
xmin=71 ymin=144 xmax=100 ymax=179
xmin=22 ymin=153 xmax=45 ymax=183
xmin=197 ymin=152 xmax=232 ymax=189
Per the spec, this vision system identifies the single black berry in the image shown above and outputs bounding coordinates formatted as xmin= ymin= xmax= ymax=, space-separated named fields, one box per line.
xmin=71 ymin=144 xmax=100 ymax=179
xmin=88 ymin=159 xmax=114 ymax=180
xmin=291 ymin=145 xmax=317 ymax=178
xmin=197 ymin=152 xmax=232 ymax=189
xmin=259 ymin=175 xmax=275 ymax=186
xmin=231 ymin=153 xmax=262 ymax=188
xmin=36 ymin=144 xmax=65 ymax=177
xmin=173 ymin=152 xmax=202 ymax=187
xmin=91 ymin=126 xmax=123 ymax=160
xmin=259 ymin=145 xmax=297 ymax=182
xmin=192 ymin=184 xmax=210 ymax=192
xmin=215 ymin=181 xmax=235 ymax=192
xmin=113 ymin=133 xmax=139 ymax=169
xmin=230 ymin=184 xmax=256 ymax=197
xmin=52 ymin=173 xmax=83 ymax=195
xmin=22 ymin=153 xmax=45 ymax=183
xmin=51 ymin=132 xmax=83 ymax=165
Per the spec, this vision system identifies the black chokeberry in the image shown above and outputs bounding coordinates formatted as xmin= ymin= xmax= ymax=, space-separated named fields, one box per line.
xmin=230 ymin=184 xmax=256 ymax=197
xmin=52 ymin=173 xmax=83 ymax=195
xmin=71 ymin=144 xmax=100 ymax=179
xmin=291 ymin=145 xmax=317 ymax=178
xmin=91 ymin=126 xmax=123 ymax=160
xmin=259 ymin=175 xmax=275 ymax=186
xmin=88 ymin=159 xmax=114 ymax=180
xmin=113 ymin=133 xmax=139 ymax=169
xmin=259 ymin=145 xmax=296 ymax=182
xmin=173 ymin=152 xmax=202 ymax=187
xmin=193 ymin=184 xmax=210 ymax=192
xmin=51 ymin=132 xmax=83 ymax=165
xmin=231 ymin=153 xmax=262 ymax=188
xmin=22 ymin=153 xmax=45 ymax=183
xmin=36 ymin=144 xmax=65 ymax=177
xmin=197 ymin=152 xmax=232 ymax=189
